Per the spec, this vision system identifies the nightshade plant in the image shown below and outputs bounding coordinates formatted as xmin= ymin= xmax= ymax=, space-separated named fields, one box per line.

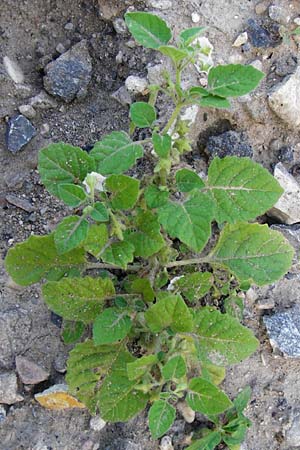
xmin=5 ymin=12 xmax=294 ymax=449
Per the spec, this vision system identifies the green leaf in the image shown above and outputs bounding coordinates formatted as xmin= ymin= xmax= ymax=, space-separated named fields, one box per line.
xmin=5 ymin=234 xmax=85 ymax=286
xmin=208 ymin=64 xmax=265 ymax=98
xmin=189 ymin=86 xmax=210 ymax=98
xmin=101 ymin=240 xmax=135 ymax=269
xmin=144 ymin=185 xmax=169 ymax=208
xmin=224 ymin=295 xmax=244 ymax=321
xmin=127 ymin=277 xmax=155 ymax=302
xmin=54 ymin=216 xmax=89 ymax=254
xmin=125 ymin=12 xmax=172 ymax=49
xmin=62 ymin=321 xmax=85 ymax=344
xmin=90 ymin=202 xmax=109 ymax=222
xmin=158 ymin=192 xmax=214 ymax=252
xmin=106 ymin=174 xmax=140 ymax=210
xmin=208 ymin=157 xmax=283 ymax=224
xmin=176 ymin=168 xmax=205 ymax=192
xmin=223 ymin=424 xmax=248 ymax=447
xmin=162 ymin=355 xmax=186 ymax=380
xmin=130 ymin=102 xmax=156 ymax=128
xmin=199 ymin=95 xmax=231 ymax=109
xmin=84 ymin=224 xmax=108 ymax=257
xmin=186 ymin=377 xmax=232 ymax=415
xmin=93 ymin=308 xmax=132 ymax=345
xmin=145 ymin=293 xmax=193 ymax=333
xmin=38 ymin=143 xmax=95 ymax=197
xmin=233 ymin=386 xmax=251 ymax=414
xmin=148 ymin=400 xmax=176 ymax=439
xmin=173 ymin=272 xmax=213 ymax=302
xmin=57 ymin=184 xmax=87 ymax=207
xmin=211 ymin=222 xmax=294 ymax=286
xmin=90 ymin=131 xmax=143 ymax=175
xmin=42 ymin=276 xmax=115 ymax=323
xmin=186 ymin=431 xmax=222 ymax=450
xmin=179 ymin=27 xmax=206 ymax=46
xmin=158 ymin=45 xmax=188 ymax=62
xmin=152 ymin=132 xmax=171 ymax=159
xmin=127 ymin=354 xmax=158 ymax=380
xmin=201 ymin=362 xmax=226 ymax=386
xmin=194 ymin=307 xmax=259 ymax=365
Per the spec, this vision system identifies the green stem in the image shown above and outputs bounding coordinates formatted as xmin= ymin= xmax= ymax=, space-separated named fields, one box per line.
xmin=161 ymin=103 xmax=183 ymax=135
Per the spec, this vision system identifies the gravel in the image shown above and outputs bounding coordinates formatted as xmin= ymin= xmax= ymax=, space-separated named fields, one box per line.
xmin=6 ymin=115 xmax=36 ymax=153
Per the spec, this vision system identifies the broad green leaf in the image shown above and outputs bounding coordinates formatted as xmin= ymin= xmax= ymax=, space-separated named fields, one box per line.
xmin=127 ymin=354 xmax=158 ymax=380
xmin=54 ymin=216 xmax=89 ymax=254
xmin=90 ymin=202 xmax=109 ymax=222
xmin=223 ymin=424 xmax=248 ymax=447
xmin=38 ymin=143 xmax=95 ymax=197
xmin=144 ymin=185 xmax=169 ymax=208
xmin=148 ymin=400 xmax=176 ymax=439
xmin=101 ymin=240 xmax=135 ymax=269
xmin=162 ymin=355 xmax=186 ymax=380
xmin=130 ymin=102 xmax=156 ymax=128
xmin=106 ymin=174 xmax=140 ymax=210
xmin=125 ymin=210 xmax=165 ymax=258
xmin=45 ymin=266 xmax=81 ymax=282
xmin=208 ymin=157 xmax=283 ymax=224
xmin=42 ymin=276 xmax=115 ymax=323
xmin=186 ymin=431 xmax=222 ymax=450
xmin=125 ymin=12 xmax=172 ymax=49
xmin=90 ymin=131 xmax=143 ymax=175
xmin=186 ymin=377 xmax=232 ymax=415
xmin=201 ymin=362 xmax=226 ymax=386
xmin=211 ymin=223 xmax=294 ymax=285
xmin=127 ymin=277 xmax=155 ymax=302
xmin=5 ymin=234 xmax=85 ymax=286
xmin=173 ymin=272 xmax=213 ymax=302
xmin=62 ymin=321 xmax=85 ymax=344
xmin=194 ymin=307 xmax=259 ymax=365
xmin=152 ymin=132 xmax=171 ymax=159
xmin=200 ymin=95 xmax=231 ymax=109
xmin=158 ymin=192 xmax=214 ymax=252
xmin=84 ymin=224 xmax=108 ymax=257
xmin=93 ymin=308 xmax=132 ymax=345
xmin=189 ymin=86 xmax=209 ymax=98
xmin=233 ymin=386 xmax=251 ymax=414
xmin=208 ymin=64 xmax=265 ymax=98
xmin=145 ymin=293 xmax=193 ymax=333
xmin=224 ymin=295 xmax=244 ymax=321
xmin=57 ymin=184 xmax=87 ymax=207
xmin=158 ymin=45 xmax=188 ymax=62
xmin=179 ymin=27 xmax=206 ymax=46
xmin=176 ymin=168 xmax=205 ymax=192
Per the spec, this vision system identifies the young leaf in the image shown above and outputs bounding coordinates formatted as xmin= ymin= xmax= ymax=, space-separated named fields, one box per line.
xmin=208 ymin=157 xmax=283 ymax=224
xmin=158 ymin=45 xmax=188 ymax=63
xmin=233 ymin=386 xmax=251 ymax=414
xmin=207 ymin=64 xmax=265 ymax=98
xmin=90 ymin=131 xmax=143 ymax=175
xmin=93 ymin=308 xmax=132 ymax=345
xmin=57 ymin=184 xmax=87 ymax=207
xmin=201 ymin=362 xmax=226 ymax=386
xmin=38 ymin=143 xmax=95 ymax=197
xmin=101 ymin=240 xmax=135 ymax=269
xmin=199 ymin=95 xmax=231 ymax=109
xmin=162 ymin=355 xmax=186 ymax=380
xmin=189 ymin=86 xmax=210 ymax=98
xmin=186 ymin=377 xmax=233 ymax=415
xmin=152 ymin=132 xmax=171 ymax=159
xmin=127 ymin=277 xmax=155 ymax=302
xmin=211 ymin=223 xmax=294 ymax=285
xmin=130 ymin=102 xmax=156 ymax=128
xmin=42 ymin=276 xmax=115 ymax=323
xmin=127 ymin=354 xmax=158 ymax=380
xmin=223 ymin=424 xmax=248 ymax=447
xmin=176 ymin=168 xmax=205 ymax=192
xmin=173 ymin=272 xmax=213 ymax=301
xmin=106 ymin=174 xmax=140 ymax=210
xmin=179 ymin=27 xmax=206 ymax=46
xmin=5 ymin=234 xmax=85 ymax=286
xmin=145 ymin=293 xmax=193 ymax=333
xmin=62 ymin=321 xmax=85 ymax=344
xmin=90 ymin=202 xmax=109 ymax=222
xmin=144 ymin=185 xmax=169 ymax=208
xmin=194 ymin=307 xmax=259 ymax=365
xmin=54 ymin=216 xmax=89 ymax=254
xmin=148 ymin=400 xmax=176 ymax=439
xmin=186 ymin=431 xmax=222 ymax=450
xmin=158 ymin=192 xmax=214 ymax=252
xmin=84 ymin=224 xmax=108 ymax=257
xmin=125 ymin=12 xmax=172 ymax=49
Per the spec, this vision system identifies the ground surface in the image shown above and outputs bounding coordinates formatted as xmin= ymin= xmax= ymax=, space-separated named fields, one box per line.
xmin=1 ymin=0 xmax=300 ymax=449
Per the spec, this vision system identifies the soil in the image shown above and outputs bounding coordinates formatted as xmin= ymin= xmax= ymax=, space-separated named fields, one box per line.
xmin=1 ymin=0 xmax=300 ymax=449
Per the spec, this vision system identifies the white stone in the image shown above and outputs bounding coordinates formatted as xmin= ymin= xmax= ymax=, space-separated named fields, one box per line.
xmin=180 ymin=105 xmax=199 ymax=126
xmin=268 ymin=5 xmax=290 ymax=25
xmin=232 ymin=32 xmax=248 ymax=47
xmin=3 ymin=56 xmax=24 ymax=84
xmin=294 ymin=17 xmax=300 ymax=26
xmin=125 ymin=75 xmax=148 ymax=95
xmin=18 ymin=104 xmax=36 ymax=119
xmin=160 ymin=436 xmax=174 ymax=450
xmin=268 ymin=67 xmax=300 ymax=128
xmin=191 ymin=12 xmax=200 ymax=23
xmin=89 ymin=415 xmax=106 ymax=431
xmin=177 ymin=400 xmax=195 ymax=423
xmin=268 ymin=163 xmax=300 ymax=225
xmin=147 ymin=63 xmax=165 ymax=86
xmin=148 ymin=0 xmax=172 ymax=10
xmin=250 ymin=59 xmax=263 ymax=71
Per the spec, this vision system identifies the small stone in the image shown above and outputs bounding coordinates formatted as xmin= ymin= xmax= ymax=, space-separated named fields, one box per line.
xmin=97 ymin=0 xmax=123 ymax=20
xmin=15 ymin=83 xmax=33 ymax=99
xmin=113 ymin=18 xmax=127 ymax=35
xmin=6 ymin=115 xmax=36 ymax=153
xmin=15 ymin=356 xmax=49 ymax=385
xmin=206 ymin=130 xmax=253 ymax=159
xmin=160 ymin=436 xmax=174 ymax=450
xmin=29 ymin=91 xmax=58 ymax=109
xmin=18 ymin=104 xmax=36 ymax=119
xmin=35 ymin=384 xmax=85 ymax=409
xmin=255 ymin=1 xmax=269 ymax=15
xmin=247 ymin=19 xmax=277 ymax=48
xmin=147 ymin=0 xmax=172 ymax=10
xmin=0 ymin=372 xmax=24 ymax=404
xmin=269 ymin=5 xmax=290 ymax=25
xmin=89 ymin=415 xmax=106 ymax=431
xmin=64 ymin=22 xmax=74 ymax=31
xmin=191 ymin=12 xmax=200 ymax=23
xmin=0 ymin=406 xmax=6 ymax=423
xmin=111 ymin=85 xmax=132 ymax=106
xmin=43 ymin=40 xmax=92 ymax=102
xmin=147 ymin=63 xmax=165 ymax=86
xmin=294 ymin=17 xmax=300 ymax=26
xmin=53 ymin=353 xmax=67 ymax=374
xmin=246 ymin=287 xmax=258 ymax=304
xmin=40 ymin=123 xmax=50 ymax=135
xmin=177 ymin=401 xmax=195 ymax=423
xmin=125 ymin=75 xmax=148 ymax=95
xmin=3 ymin=56 xmax=24 ymax=84
xmin=250 ymin=59 xmax=263 ymax=71
xmin=233 ymin=32 xmax=248 ymax=47
xmin=56 ymin=43 xmax=66 ymax=54
xmin=268 ymin=163 xmax=300 ymax=224
xmin=180 ymin=105 xmax=199 ymax=126
xmin=264 ymin=305 xmax=300 ymax=357
xmin=5 ymin=194 xmax=35 ymax=213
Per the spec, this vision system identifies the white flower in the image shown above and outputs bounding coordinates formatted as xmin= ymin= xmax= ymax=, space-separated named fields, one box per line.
xmin=192 ymin=37 xmax=214 ymax=73
xmin=83 ymin=172 xmax=106 ymax=194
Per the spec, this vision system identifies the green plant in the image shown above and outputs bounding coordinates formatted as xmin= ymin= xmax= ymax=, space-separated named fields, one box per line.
xmin=5 ymin=12 xmax=294 ymax=449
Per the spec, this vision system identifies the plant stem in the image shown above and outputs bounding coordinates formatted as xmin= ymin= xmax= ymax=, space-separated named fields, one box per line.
xmin=161 ymin=103 xmax=183 ymax=135
xmin=165 ymin=256 xmax=211 ymax=268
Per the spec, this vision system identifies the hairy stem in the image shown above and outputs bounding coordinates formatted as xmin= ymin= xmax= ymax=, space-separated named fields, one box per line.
xmin=161 ymin=103 xmax=183 ymax=135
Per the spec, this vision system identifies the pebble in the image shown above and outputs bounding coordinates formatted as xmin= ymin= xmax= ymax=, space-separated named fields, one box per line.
xmin=113 ymin=18 xmax=127 ymax=35
xmin=35 ymin=384 xmax=85 ymax=410
xmin=268 ymin=5 xmax=290 ymax=25
xmin=6 ymin=115 xmax=36 ymax=153
xmin=250 ymin=59 xmax=263 ymax=71
xmin=233 ymin=32 xmax=248 ymax=47
xmin=294 ymin=17 xmax=300 ymax=26
xmin=125 ymin=75 xmax=148 ymax=95
xmin=18 ymin=104 xmax=36 ymax=119
xmin=160 ymin=436 xmax=174 ymax=450
xmin=89 ymin=415 xmax=107 ymax=431
xmin=147 ymin=63 xmax=165 ymax=86
xmin=191 ymin=12 xmax=200 ymax=23
xmin=3 ymin=56 xmax=24 ymax=84
xmin=56 ymin=43 xmax=66 ymax=54
xmin=247 ymin=19 xmax=276 ymax=48
xmin=111 ymin=85 xmax=132 ymax=106
xmin=64 ymin=22 xmax=74 ymax=31
xmin=15 ymin=356 xmax=49 ymax=385
xmin=177 ymin=401 xmax=195 ymax=423
xmin=0 ymin=372 xmax=24 ymax=404
xmin=206 ymin=130 xmax=253 ymax=159
xmin=5 ymin=194 xmax=35 ymax=213
xmin=147 ymin=0 xmax=172 ymax=10
xmin=29 ymin=91 xmax=58 ymax=110
xmin=0 ymin=406 xmax=6 ymax=423
xmin=40 ymin=123 xmax=50 ymax=135
xmin=255 ymin=1 xmax=269 ymax=15
xmin=43 ymin=40 xmax=92 ymax=102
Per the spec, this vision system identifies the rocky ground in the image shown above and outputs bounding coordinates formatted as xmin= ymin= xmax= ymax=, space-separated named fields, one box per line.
xmin=1 ymin=0 xmax=300 ymax=449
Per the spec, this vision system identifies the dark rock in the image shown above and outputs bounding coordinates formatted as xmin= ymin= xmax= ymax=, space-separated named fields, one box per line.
xmin=15 ymin=356 xmax=49 ymax=385
xmin=247 ymin=19 xmax=279 ymax=48
xmin=5 ymin=194 xmax=35 ymax=213
xmin=50 ymin=312 xmax=62 ymax=328
xmin=206 ymin=130 xmax=253 ymax=159
xmin=6 ymin=115 xmax=36 ymax=153
xmin=43 ymin=40 xmax=92 ymax=103
xmin=278 ymin=145 xmax=294 ymax=163
xmin=274 ymin=55 xmax=298 ymax=78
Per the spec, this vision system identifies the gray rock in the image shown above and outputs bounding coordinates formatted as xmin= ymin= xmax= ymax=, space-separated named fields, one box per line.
xmin=147 ymin=0 xmax=172 ymax=9
xmin=89 ymin=415 xmax=106 ymax=431
xmin=125 ymin=75 xmax=148 ymax=95
xmin=18 ymin=104 xmax=36 ymax=119
xmin=247 ymin=19 xmax=278 ymax=48
xmin=29 ymin=90 xmax=58 ymax=110
xmin=269 ymin=5 xmax=290 ymax=25
xmin=43 ymin=41 xmax=92 ymax=103
xmin=286 ymin=410 xmax=300 ymax=446
xmin=111 ymin=85 xmax=132 ymax=106
xmin=3 ymin=56 xmax=24 ymax=84
xmin=64 ymin=22 xmax=74 ymax=31
xmin=160 ymin=436 xmax=174 ymax=450
xmin=15 ymin=356 xmax=49 ymax=385
xmin=6 ymin=115 xmax=36 ymax=153
xmin=271 ymin=224 xmax=300 ymax=274
xmin=206 ymin=130 xmax=253 ymax=159
xmin=5 ymin=194 xmax=35 ymax=212
xmin=0 ymin=372 xmax=23 ymax=404
xmin=264 ymin=305 xmax=300 ymax=357
xmin=0 ymin=406 xmax=6 ymax=423
xmin=113 ymin=18 xmax=127 ymax=35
